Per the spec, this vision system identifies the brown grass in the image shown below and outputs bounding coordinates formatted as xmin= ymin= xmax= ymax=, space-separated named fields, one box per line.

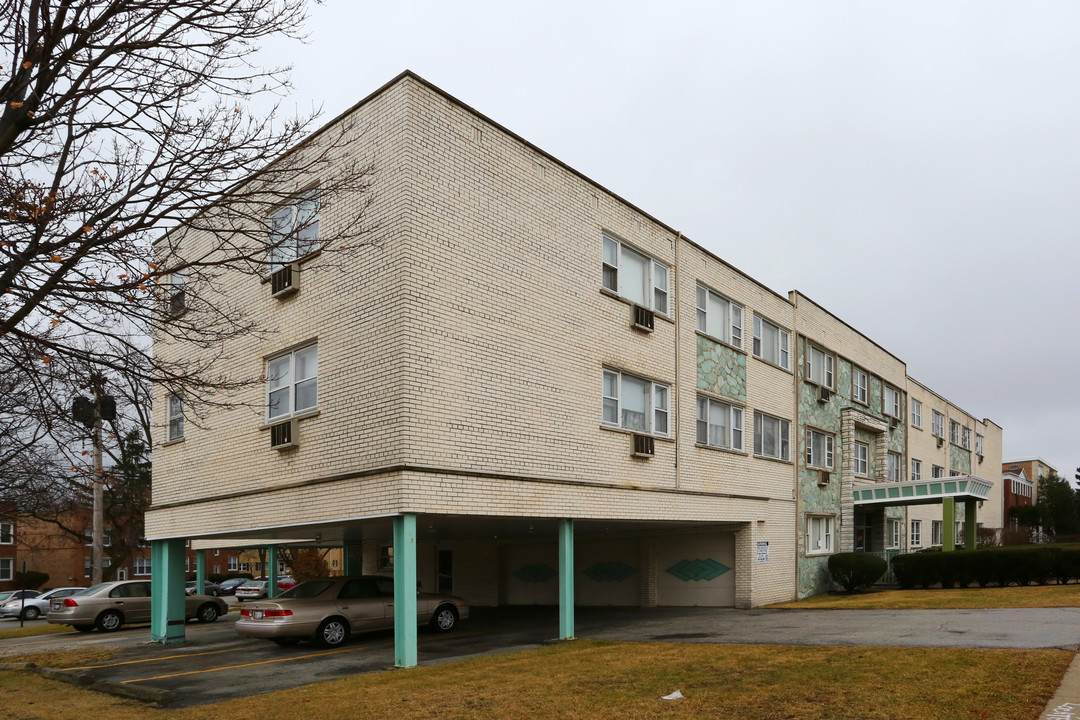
xmin=767 ymin=584 xmax=1080 ymax=609
xmin=0 ymin=624 xmax=69 ymax=640
xmin=0 ymin=640 xmax=1070 ymax=720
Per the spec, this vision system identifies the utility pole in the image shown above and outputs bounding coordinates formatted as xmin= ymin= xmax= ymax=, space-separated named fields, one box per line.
xmin=73 ymin=375 xmax=115 ymax=585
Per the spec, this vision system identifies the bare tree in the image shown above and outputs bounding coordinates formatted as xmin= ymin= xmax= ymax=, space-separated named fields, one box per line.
xmin=0 ymin=1 xmax=375 ymax=474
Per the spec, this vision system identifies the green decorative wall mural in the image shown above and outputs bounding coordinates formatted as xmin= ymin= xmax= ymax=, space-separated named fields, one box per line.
xmin=696 ymin=335 xmax=746 ymax=403
xmin=512 ymin=564 xmax=558 ymax=583
xmin=950 ymin=445 xmax=972 ymax=474
xmin=666 ymin=558 xmax=731 ymax=582
xmin=583 ymin=561 xmax=638 ymax=583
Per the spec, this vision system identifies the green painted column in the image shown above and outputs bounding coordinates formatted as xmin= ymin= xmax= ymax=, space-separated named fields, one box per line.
xmin=195 ymin=550 xmax=206 ymax=594
xmin=344 ymin=543 xmax=364 ymax=575
xmin=267 ymin=546 xmax=279 ymax=599
xmin=558 ymin=518 xmax=575 ymax=640
xmin=393 ymin=514 xmax=417 ymax=668
xmin=942 ymin=497 xmax=956 ymax=552
xmin=965 ymin=500 xmax=978 ymax=549
xmin=150 ymin=539 xmax=187 ymax=644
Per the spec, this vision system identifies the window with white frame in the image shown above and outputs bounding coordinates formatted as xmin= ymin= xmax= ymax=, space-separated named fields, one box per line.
xmin=805 ymin=344 xmax=834 ymax=389
xmin=883 ymin=385 xmax=902 ymax=419
xmin=227 ymin=556 xmax=238 ymax=572
xmin=806 ymin=515 xmax=834 ymax=555
xmin=932 ymin=465 xmax=945 ymax=479
xmin=852 ymin=367 xmax=868 ymax=405
xmin=975 ymin=434 xmax=984 ymax=456
xmin=601 ymin=235 xmax=669 ymax=314
xmin=910 ymin=520 xmax=922 ymax=547
xmin=378 ymin=545 xmax=394 ymax=571
xmin=83 ymin=557 xmax=111 ymax=578
xmin=0 ymin=558 xmax=10 ymax=581
xmin=853 ymin=442 xmax=869 ymax=477
xmin=752 ymin=315 xmax=790 ymax=369
xmin=887 ymin=452 xmax=902 ymax=482
xmin=805 ymin=428 xmax=835 ymax=469
xmin=949 ymin=420 xmax=960 ymax=445
xmin=911 ymin=399 xmax=922 ymax=428
xmin=0 ymin=522 xmax=11 ymax=544
xmin=167 ymin=269 xmax=186 ymax=315
xmin=932 ymin=410 xmax=945 ymax=438
xmin=167 ymin=393 xmax=184 ymax=441
xmin=603 ymin=369 xmax=669 ymax=436
xmin=240 ymin=562 xmax=250 ymax=572
xmin=911 ymin=458 xmax=922 ymax=481
xmin=697 ymin=396 xmax=743 ymax=450
xmin=266 ymin=344 xmax=318 ymax=420
xmin=753 ymin=412 xmax=790 ymax=461
xmin=931 ymin=520 xmax=943 ymax=545
xmin=961 ymin=426 xmax=971 ymax=450
xmin=185 ymin=557 xmax=190 ymax=572
xmin=887 ymin=519 xmax=901 ymax=549
xmin=213 ymin=564 xmax=221 ymax=574
xmin=134 ymin=557 xmax=151 ymax=576
xmin=696 ymin=285 xmax=742 ymax=347
xmin=268 ymin=189 xmax=319 ymax=269
xmin=950 ymin=470 xmax=962 ymax=477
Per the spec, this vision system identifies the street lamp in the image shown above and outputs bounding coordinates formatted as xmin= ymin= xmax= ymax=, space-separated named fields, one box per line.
xmin=72 ymin=375 xmax=116 ymax=585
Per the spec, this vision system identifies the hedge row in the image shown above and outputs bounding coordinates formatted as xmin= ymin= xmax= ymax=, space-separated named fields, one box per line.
xmin=891 ymin=546 xmax=1080 ymax=589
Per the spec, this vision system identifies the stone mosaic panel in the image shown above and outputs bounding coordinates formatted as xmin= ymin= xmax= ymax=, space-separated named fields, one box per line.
xmin=696 ymin=335 xmax=746 ymax=404
xmin=583 ymin=561 xmax=637 ymax=583
xmin=665 ymin=558 xmax=731 ymax=582
xmin=950 ymin=445 xmax=972 ymax=475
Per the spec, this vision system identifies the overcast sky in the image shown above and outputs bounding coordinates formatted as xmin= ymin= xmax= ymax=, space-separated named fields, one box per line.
xmin=261 ymin=1 xmax=1078 ymax=478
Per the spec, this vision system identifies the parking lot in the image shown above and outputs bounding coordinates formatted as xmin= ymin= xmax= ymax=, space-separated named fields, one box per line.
xmin=3 ymin=604 xmax=1080 ymax=706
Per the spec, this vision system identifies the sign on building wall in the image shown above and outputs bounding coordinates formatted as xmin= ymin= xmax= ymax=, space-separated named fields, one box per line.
xmin=757 ymin=541 xmax=769 ymax=563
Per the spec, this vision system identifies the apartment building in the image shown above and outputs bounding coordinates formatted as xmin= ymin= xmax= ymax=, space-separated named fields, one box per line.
xmin=0 ymin=509 xmax=15 ymax=592
xmin=147 ymin=72 xmax=1003 ymax=659
xmin=1003 ymin=458 xmax=1058 ymax=499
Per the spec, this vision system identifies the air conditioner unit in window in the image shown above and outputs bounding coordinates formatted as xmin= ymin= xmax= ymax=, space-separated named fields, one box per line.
xmin=890 ymin=417 xmax=900 ymax=429
xmin=817 ymin=387 xmax=831 ymax=403
xmin=936 ymin=436 xmax=944 ymax=448
xmin=818 ymin=471 xmax=831 ymax=485
xmin=631 ymin=304 xmax=655 ymax=333
xmin=270 ymin=263 xmax=300 ymax=298
xmin=269 ymin=419 xmax=298 ymax=450
xmin=632 ymin=434 xmax=654 ymax=458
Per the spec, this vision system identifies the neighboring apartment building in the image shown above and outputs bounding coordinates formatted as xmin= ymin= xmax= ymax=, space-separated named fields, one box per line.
xmin=0 ymin=508 xmax=16 ymax=592
xmin=1003 ymin=458 xmax=1058 ymax=501
xmin=1002 ymin=469 xmax=1034 ymax=527
xmin=147 ymin=72 xmax=1004 ymax=653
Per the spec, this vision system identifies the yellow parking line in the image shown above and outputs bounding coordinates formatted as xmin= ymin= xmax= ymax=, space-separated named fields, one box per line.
xmin=65 ymin=647 xmax=244 ymax=671
xmin=120 ymin=647 xmax=360 ymax=683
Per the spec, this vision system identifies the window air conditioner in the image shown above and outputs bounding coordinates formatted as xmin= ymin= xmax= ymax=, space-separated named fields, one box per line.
xmin=270 ymin=263 xmax=300 ymax=298
xmin=270 ymin=419 xmax=298 ymax=450
xmin=818 ymin=470 xmax=831 ymax=485
xmin=631 ymin=304 xmax=655 ymax=333
xmin=936 ymin=436 xmax=944 ymax=448
xmin=818 ymin=386 xmax=831 ymax=403
xmin=632 ymin=434 xmax=655 ymax=458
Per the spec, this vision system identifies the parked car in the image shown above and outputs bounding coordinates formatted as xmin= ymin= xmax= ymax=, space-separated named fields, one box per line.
xmin=234 ymin=580 xmax=269 ymax=601
xmin=276 ymin=576 xmax=297 ymax=591
xmin=217 ymin=578 xmax=249 ymax=596
xmin=235 ymin=575 xmax=468 ymax=648
xmin=185 ymin=580 xmax=222 ymax=596
xmin=0 ymin=590 xmax=41 ymax=604
xmin=1 ymin=587 xmax=83 ymax=620
xmin=46 ymin=580 xmax=228 ymax=632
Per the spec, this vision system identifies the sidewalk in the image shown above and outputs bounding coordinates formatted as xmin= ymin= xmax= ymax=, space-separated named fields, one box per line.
xmin=1042 ymin=651 xmax=1080 ymax=720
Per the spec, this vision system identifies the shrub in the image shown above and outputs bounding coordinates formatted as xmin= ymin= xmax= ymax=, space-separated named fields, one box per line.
xmin=891 ymin=554 xmax=919 ymax=589
xmin=828 ymin=552 xmax=888 ymax=592
xmin=14 ymin=570 xmax=48 ymax=589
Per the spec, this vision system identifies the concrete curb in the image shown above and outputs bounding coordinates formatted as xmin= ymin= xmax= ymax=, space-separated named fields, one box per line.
xmin=36 ymin=666 xmax=94 ymax=686
xmin=1040 ymin=650 xmax=1080 ymax=720
xmin=0 ymin=662 xmax=34 ymax=671
xmin=33 ymin=666 xmax=176 ymax=705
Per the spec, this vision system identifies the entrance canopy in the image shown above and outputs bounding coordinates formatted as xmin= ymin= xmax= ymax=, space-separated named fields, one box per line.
xmin=853 ymin=475 xmax=994 ymax=507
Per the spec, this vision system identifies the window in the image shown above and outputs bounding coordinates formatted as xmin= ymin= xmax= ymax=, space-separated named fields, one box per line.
xmin=932 ymin=465 xmax=945 ymax=479
xmin=887 ymin=452 xmax=902 ymax=482
xmin=949 ymin=420 xmax=960 ymax=445
xmin=950 ymin=470 xmax=961 ymax=477
xmin=806 ymin=515 xmax=834 ymax=555
xmin=805 ymin=428 xmax=835 ymax=469
xmin=805 ymin=344 xmax=834 ymax=389
xmin=602 ymin=369 xmax=669 ymax=436
xmin=378 ymin=545 xmax=394 ymax=571
xmin=240 ymin=562 xmax=250 ymax=572
xmin=851 ymin=367 xmax=868 ymax=404
xmin=601 ymin=235 xmax=669 ymax=314
xmin=167 ymin=393 xmax=184 ymax=441
xmin=911 ymin=459 xmax=922 ymax=481
xmin=268 ymin=190 xmax=319 ymax=269
xmin=911 ymin=399 xmax=922 ymax=429
xmin=278 ymin=561 xmax=286 ymax=573
xmin=975 ymin=434 xmax=984 ymax=456
xmin=167 ymin=269 xmax=186 ymax=315
xmin=883 ymin=386 xmax=901 ymax=419
xmin=753 ymin=412 xmax=790 ymax=461
xmin=697 ymin=396 xmax=743 ymax=451
xmin=0 ymin=559 xmax=10 ymax=581
xmin=0 ymin=522 xmax=11 ymax=544
xmin=961 ymin=426 xmax=971 ymax=450
xmin=227 ymin=556 xmax=238 ymax=572
xmin=931 ymin=520 xmax=943 ymax=546
xmin=83 ymin=557 xmax=111 ymax=578
xmin=910 ymin=520 xmax=922 ymax=547
xmin=696 ymin=285 xmax=742 ymax=347
xmin=267 ymin=344 xmax=318 ymax=420
xmin=853 ymin=442 xmax=869 ymax=477
xmin=134 ymin=557 xmax=151 ymax=576
xmin=753 ymin=315 xmax=790 ymax=369
xmin=185 ymin=557 xmax=190 ymax=572
xmin=932 ymin=411 xmax=945 ymax=438
xmin=887 ymin=519 xmax=901 ymax=549
xmin=213 ymin=564 xmax=221 ymax=575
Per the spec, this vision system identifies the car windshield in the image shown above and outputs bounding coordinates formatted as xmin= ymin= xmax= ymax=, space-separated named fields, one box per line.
xmin=0 ymin=592 xmax=13 ymax=603
xmin=277 ymin=580 xmax=334 ymax=599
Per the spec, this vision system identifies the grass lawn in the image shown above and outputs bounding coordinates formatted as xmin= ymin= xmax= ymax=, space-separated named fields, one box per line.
xmin=0 ymin=624 xmax=70 ymax=641
xmin=767 ymin=584 xmax=1080 ymax=610
xmin=0 ymin=640 xmax=1070 ymax=720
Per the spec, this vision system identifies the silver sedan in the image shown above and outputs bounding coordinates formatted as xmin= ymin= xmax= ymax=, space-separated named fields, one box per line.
xmin=46 ymin=580 xmax=228 ymax=632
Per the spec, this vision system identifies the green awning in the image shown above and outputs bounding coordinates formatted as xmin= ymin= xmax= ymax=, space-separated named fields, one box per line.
xmin=852 ymin=475 xmax=994 ymax=507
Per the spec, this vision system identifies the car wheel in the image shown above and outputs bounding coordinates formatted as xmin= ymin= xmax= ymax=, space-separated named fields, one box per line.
xmin=430 ymin=604 xmax=459 ymax=633
xmin=314 ymin=617 xmax=349 ymax=648
xmin=96 ymin=610 xmax=123 ymax=632
xmin=196 ymin=603 xmax=220 ymax=623
xmin=272 ymin=637 xmax=301 ymax=647
xmin=21 ymin=606 xmax=40 ymax=620
xmin=74 ymin=624 xmax=95 ymax=632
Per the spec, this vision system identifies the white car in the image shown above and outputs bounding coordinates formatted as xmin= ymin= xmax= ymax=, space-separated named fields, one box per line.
xmin=1 ymin=587 xmax=85 ymax=620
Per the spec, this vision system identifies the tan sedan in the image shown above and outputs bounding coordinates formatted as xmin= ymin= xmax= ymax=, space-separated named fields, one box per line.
xmin=46 ymin=580 xmax=228 ymax=632
xmin=235 ymin=575 xmax=469 ymax=647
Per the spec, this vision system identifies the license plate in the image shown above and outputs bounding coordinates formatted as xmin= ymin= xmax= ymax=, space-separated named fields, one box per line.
xmin=52 ymin=602 xmax=62 ymax=610
xmin=252 ymin=610 xmax=264 ymax=620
